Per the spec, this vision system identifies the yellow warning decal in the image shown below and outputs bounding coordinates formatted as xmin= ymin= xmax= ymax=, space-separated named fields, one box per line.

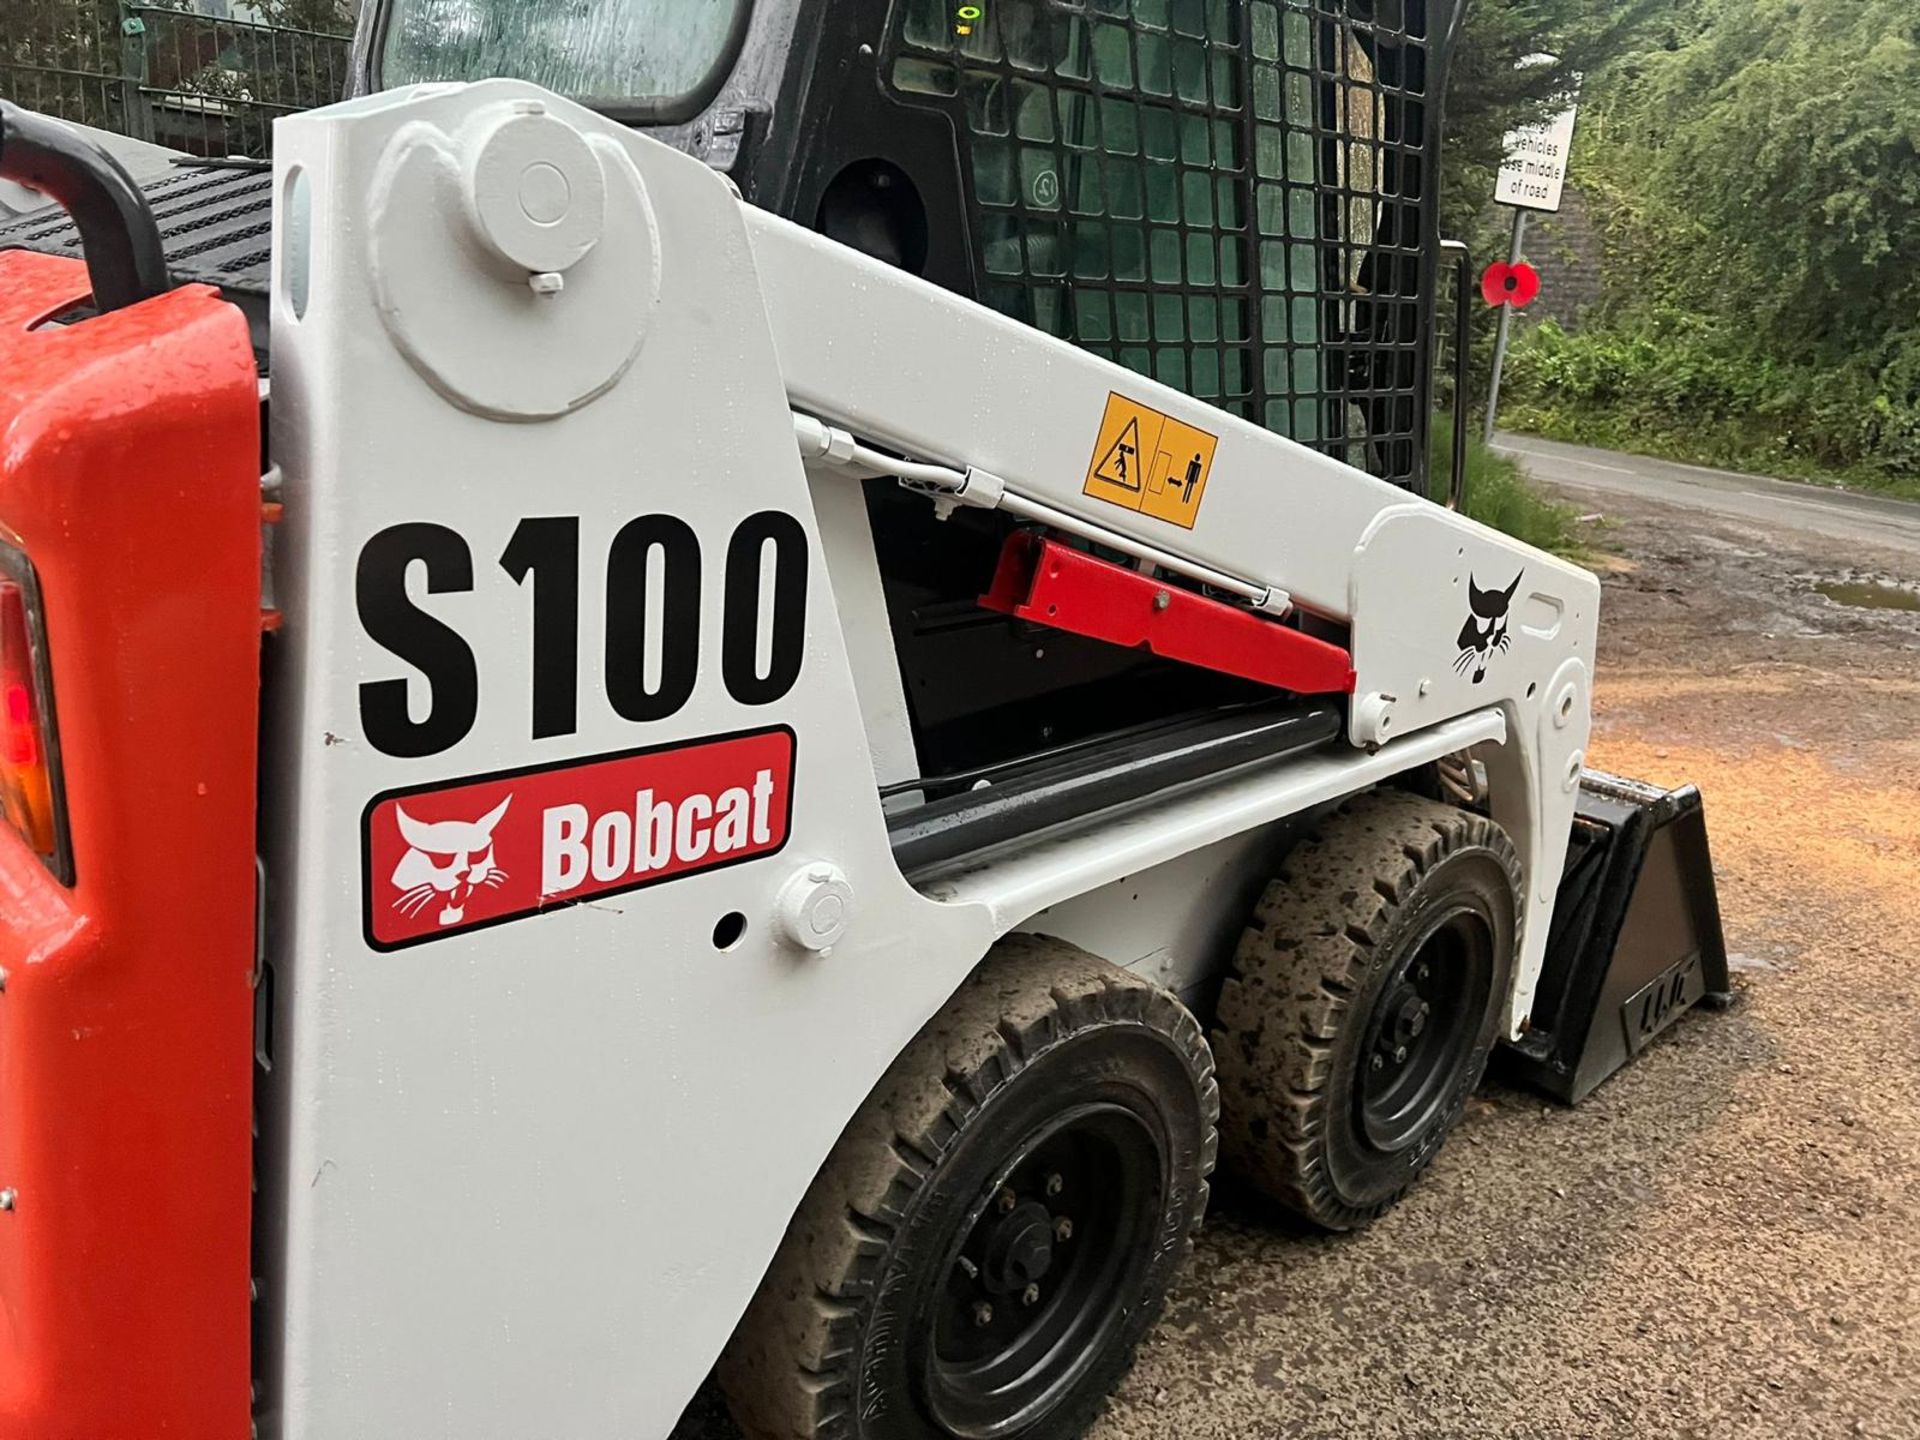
xmin=1081 ymin=392 xmax=1219 ymax=530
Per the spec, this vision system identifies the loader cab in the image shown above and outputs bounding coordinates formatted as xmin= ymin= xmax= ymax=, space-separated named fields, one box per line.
xmin=359 ymin=0 xmax=1451 ymax=492
xmin=356 ymin=0 xmax=1457 ymax=779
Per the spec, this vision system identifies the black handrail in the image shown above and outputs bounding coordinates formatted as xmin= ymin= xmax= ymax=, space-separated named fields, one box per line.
xmin=1439 ymin=237 xmax=1471 ymax=511
xmin=0 ymin=101 xmax=170 ymax=313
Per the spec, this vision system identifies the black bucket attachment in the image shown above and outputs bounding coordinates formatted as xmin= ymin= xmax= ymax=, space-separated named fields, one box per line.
xmin=1501 ymin=770 xmax=1731 ymax=1104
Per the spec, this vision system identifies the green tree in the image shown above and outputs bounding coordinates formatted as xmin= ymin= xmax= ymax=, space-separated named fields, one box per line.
xmin=1603 ymin=0 xmax=1920 ymax=354
xmin=0 ymin=0 xmax=130 ymax=128
xmin=1500 ymin=0 xmax=1920 ymax=489
xmin=1439 ymin=0 xmax=1673 ymax=235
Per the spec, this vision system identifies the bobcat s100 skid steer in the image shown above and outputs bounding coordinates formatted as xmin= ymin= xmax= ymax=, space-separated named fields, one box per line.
xmin=0 ymin=1 xmax=1725 ymax=1436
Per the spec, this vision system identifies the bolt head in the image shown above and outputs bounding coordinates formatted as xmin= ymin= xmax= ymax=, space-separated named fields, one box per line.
xmin=996 ymin=1186 xmax=1017 ymax=1214
xmin=1022 ymin=1283 xmax=1041 ymax=1307
xmin=1394 ymin=1045 xmax=1409 ymax=1064
xmin=0 ymin=1189 xmax=15 ymax=1212
xmin=1371 ymin=1053 xmax=1385 ymax=1071
xmin=1045 ymin=1173 xmax=1064 ymax=1198
xmin=972 ymin=1301 xmax=994 ymax=1328
xmin=1053 ymin=1216 xmax=1074 ymax=1242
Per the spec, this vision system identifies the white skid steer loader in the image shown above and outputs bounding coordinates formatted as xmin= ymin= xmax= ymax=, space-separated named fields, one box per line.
xmin=0 ymin=3 xmax=1725 ymax=1437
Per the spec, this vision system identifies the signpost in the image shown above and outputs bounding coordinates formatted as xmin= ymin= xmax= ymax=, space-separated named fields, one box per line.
xmin=1495 ymin=101 xmax=1579 ymax=214
xmin=1484 ymin=89 xmax=1580 ymax=444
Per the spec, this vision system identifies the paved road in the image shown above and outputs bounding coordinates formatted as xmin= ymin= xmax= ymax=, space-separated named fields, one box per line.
xmin=1493 ymin=432 xmax=1920 ymax=555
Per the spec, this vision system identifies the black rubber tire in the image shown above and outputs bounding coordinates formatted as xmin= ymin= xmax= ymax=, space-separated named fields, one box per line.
xmin=1213 ymin=789 xmax=1520 ymax=1231
xmin=717 ymin=936 xmax=1218 ymax=1440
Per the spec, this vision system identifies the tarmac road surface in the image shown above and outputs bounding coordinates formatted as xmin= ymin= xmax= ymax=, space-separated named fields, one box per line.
xmin=1493 ymin=432 xmax=1920 ymax=556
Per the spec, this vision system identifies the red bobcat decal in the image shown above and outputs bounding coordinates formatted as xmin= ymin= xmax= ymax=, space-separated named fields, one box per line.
xmin=363 ymin=727 xmax=795 ymax=951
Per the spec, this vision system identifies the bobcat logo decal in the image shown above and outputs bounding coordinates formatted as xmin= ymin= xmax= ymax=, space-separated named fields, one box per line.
xmin=390 ymin=795 xmax=512 ymax=928
xmin=1455 ymin=572 xmax=1521 ymax=684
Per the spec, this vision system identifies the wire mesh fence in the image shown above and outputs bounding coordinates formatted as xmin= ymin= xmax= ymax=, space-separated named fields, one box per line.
xmin=0 ymin=0 xmax=130 ymax=132
xmin=0 ymin=1 xmax=353 ymax=158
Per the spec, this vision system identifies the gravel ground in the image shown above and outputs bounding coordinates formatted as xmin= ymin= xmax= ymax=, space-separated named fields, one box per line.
xmin=678 ymin=470 xmax=1920 ymax=1439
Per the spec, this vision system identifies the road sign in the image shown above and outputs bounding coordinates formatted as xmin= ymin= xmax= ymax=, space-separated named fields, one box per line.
xmin=1495 ymin=100 xmax=1579 ymax=213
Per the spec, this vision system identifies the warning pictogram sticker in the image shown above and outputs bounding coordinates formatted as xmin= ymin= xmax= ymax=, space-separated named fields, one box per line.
xmin=1093 ymin=416 xmax=1146 ymax=490
xmin=1082 ymin=392 xmax=1219 ymax=529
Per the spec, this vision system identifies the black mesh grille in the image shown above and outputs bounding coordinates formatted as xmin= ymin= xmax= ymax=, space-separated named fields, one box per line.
xmin=0 ymin=162 xmax=275 ymax=293
xmin=885 ymin=0 xmax=1436 ymax=490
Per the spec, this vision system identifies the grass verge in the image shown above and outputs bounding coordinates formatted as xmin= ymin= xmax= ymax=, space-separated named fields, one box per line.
xmin=1433 ymin=418 xmax=1585 ymax=559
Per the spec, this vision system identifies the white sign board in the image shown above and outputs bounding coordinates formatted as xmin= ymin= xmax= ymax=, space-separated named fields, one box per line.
xmin=1496 ymin=101 xmax=1579 ymax=213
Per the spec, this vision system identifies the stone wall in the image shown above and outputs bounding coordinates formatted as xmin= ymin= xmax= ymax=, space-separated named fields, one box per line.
xmin=1513 ymin=186 xmax=1608 ymax=330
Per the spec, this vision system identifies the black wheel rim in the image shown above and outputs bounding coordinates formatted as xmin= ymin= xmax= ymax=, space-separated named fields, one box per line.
xmin=1355 ymin=904 xmax=1495 ymax=1153
xmin=918 ymin=1104 xmax=1163 ymax=1439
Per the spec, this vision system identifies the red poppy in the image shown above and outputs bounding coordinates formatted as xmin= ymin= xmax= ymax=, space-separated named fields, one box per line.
xmin=1481 ymin=260 xmax=1542 ymax=310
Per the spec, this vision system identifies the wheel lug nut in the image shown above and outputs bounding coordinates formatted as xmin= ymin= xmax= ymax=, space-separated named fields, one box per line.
xmin=972 ymin=1301 xmax=994 ymax=1328
xmin=996 ymin=1187 xmax=1017 ymax=1215
xmin=1371 ymin=1053 xmax=1385 ymax=1071
xmin=1022 ymin=1283 xmax=1041 ymax=1307
xmin=1045 ymin=1173 xmax=1064 ymax=1198
xmin=1054 ymin=1217 xmax=1074 ymax=1242
xmin=1394 ymin=1045 xmax=1409 ymax=1064
xmin=1417 ymin=964 xmax=1430 ymax=982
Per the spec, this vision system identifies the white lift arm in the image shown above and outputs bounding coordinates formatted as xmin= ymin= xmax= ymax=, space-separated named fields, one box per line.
xmin=749 ymin=207 xmax=1597 ymax=1019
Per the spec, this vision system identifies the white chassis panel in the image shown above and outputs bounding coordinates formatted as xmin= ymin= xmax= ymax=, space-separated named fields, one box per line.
xmin=259 ymin=83 xmax=1597 ymax=1439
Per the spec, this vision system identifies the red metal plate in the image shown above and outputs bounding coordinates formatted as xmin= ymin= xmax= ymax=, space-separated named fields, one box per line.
xmin=0 ymin=251 xmax=260 ymax=1439
xmin=979 ymin=533 xmax=1355 ymax=696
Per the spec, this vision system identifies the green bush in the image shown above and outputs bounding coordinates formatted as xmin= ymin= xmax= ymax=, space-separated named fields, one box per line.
xmin=1502 ymin=318 xmax=1920 ymax=498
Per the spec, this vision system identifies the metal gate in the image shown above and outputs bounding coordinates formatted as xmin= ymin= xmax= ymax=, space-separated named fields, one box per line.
xmin=0 ymin=1 xmax=352 ymax=158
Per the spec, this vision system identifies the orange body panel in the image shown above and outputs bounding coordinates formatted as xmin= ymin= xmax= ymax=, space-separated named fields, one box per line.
xmin=0 ymin=251 xmax=260 ymax=1439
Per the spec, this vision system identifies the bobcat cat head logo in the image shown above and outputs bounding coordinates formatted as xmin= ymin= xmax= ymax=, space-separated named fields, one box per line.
xmin=1455 ymin=572 xmax=1521 ymax=684
xmin=390 ymin=796 xmax=512 ymax=928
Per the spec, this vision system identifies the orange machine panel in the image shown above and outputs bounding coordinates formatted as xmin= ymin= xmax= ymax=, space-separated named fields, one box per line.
xmin=0 ymin=250 xmax=259 ymax=1439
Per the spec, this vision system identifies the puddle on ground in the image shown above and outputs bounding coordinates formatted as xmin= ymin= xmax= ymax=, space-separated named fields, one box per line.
xmin=1816 ymin=580 xmax=1920 ymax=612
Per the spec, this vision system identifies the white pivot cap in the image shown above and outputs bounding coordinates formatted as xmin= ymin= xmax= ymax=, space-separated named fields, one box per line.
xmin=774 ymin=863 xmax=855 ymax=956
xmin=465 ymin=101 xmax=607 ymax=277
xmin=1352 ymin=691 xmax=1396 ymax=747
